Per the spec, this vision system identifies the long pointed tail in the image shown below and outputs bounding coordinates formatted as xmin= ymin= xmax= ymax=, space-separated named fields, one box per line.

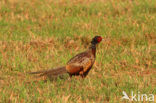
xmin=29 ymin=66 xmax=67 ymax=77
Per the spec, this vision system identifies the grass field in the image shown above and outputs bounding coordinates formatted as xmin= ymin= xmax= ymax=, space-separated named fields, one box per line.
xmin=0 ymin=0 xmax=156 ymax=102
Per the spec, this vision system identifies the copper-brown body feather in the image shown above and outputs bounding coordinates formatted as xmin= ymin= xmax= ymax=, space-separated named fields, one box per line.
xmin=66 ymin=49 xmax=95 ymax=77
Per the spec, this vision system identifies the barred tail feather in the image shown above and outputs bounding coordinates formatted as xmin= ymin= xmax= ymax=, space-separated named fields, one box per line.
xmin=29 ymin=66 xmax=67 ymax=77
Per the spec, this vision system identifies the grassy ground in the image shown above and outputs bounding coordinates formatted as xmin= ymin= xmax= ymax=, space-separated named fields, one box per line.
xmin=0 ymin=0 xmax=156 ymax=102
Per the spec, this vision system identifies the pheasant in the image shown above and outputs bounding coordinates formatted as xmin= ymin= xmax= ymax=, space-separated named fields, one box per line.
xmin=29 ymin=36 xmax=103 ymax=78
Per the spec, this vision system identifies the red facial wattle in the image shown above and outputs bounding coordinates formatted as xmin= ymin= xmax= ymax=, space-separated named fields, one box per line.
xmin=97 ymin=37 xmax=102 ymax=42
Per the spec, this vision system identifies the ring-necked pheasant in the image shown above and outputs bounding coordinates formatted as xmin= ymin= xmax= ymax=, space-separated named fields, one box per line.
xmin=29 ymin=36 xmax=103 ymax=78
